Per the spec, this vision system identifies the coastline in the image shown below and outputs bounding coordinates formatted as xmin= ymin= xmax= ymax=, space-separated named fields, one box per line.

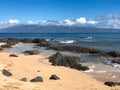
xmin=0 ymin=39 xmax=120 ymax=90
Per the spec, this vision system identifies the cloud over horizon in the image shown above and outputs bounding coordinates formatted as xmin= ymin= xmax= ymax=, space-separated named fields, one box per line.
xmin=0 ymin=14 xmax=120 ymax=29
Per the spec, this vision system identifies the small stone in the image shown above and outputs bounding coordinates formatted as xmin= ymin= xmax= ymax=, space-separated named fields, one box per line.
xmin=9 ymin=54 xmax=18 ymax=57
xmin=2 ymin=69 xmax=12 ymax=77
xmin=30 ymin=76 xmax=43 ymax=82
xmin=20 ymin=78 xmax=27 ymax=82
xmin=49 ymin=74 xmax=60 ymax=80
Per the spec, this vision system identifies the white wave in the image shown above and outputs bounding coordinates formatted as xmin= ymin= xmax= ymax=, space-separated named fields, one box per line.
xmin=84 ymin=69 xmax=94 ymax=72
xmin=59 ymin=40 xmax=75 ymax=44
xmin=85 ymin=37 xmax=93 ymax=39
xmin=95 ymin=70 xmax=106 ymax=73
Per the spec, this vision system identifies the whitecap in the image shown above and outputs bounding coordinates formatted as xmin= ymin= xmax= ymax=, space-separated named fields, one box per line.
xmin=59 ymin=40 xmax=76 ymax=44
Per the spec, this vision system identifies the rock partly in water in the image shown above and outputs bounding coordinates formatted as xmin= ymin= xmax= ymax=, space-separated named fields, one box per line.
xmin=20 ymin=78 xmax=27 ymax=82
xmin=49 ymin=52 xmax=89 ymax=71
xmin=9 ymin=54 xmax=18 ymax=57
xmin=30 ymin=76 xmax=43 ymax=82
xmin=49 ymin=74 xmax=60 ymax=80
xmin=33 ymin=38 xmax=49 ymax=47
xmin=23 ymin=50 xmax=39 ymax=55
xmin=6 ymin=38 xmax=19 ymax=45
xmin=111 ymin=59 xmax=120 ymax=64
xmin=2 ymin=69 xmax=12 ymax=77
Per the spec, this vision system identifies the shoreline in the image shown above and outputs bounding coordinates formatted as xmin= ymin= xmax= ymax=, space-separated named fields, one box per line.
xmin=0 ymin=39 xmax=120 ymax=89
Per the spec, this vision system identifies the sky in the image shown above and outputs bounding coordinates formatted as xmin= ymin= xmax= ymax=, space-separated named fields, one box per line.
xmin=0 ymin=0 xmax=120 ymax=29
xmin=0 ymin=0 xmax=119 ymax=21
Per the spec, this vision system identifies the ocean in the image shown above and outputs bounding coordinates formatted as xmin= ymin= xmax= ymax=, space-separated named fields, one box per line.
xmin=0 ymin=33 xmax=120 ymax=52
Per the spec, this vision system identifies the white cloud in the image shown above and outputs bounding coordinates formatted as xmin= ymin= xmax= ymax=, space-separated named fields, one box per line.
xmin=76 ymin=17 xmax=87 ymax=24
xmin=8 ymin=19 xmax=20 ymax=24
xmin=64 ymin=19 xmax=75 ymax=25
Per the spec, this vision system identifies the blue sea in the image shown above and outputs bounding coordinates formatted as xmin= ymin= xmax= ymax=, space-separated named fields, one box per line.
xmin=0 ymin=33 xmax=120 ymax=52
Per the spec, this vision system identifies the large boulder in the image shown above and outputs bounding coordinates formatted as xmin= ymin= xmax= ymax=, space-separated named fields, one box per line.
xmin=49 ymin=52 xmax=89 ymax=71
xmin=23 ymin=50 xmax=39 ymax=55
xmin=2 ymin=69 xmax=12 ymax=77
xmin=30 ymin=76 xmax=43 ymax=82
xmin=49 ymin=74 xmax=60 ymax=80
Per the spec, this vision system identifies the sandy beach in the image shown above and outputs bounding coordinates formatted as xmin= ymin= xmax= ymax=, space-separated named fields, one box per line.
xmin=0 ymin=49 xmax=119 ymax=90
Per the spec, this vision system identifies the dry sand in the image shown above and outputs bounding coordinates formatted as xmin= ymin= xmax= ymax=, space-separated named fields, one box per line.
xmin=0 ymin=41 xmax=119 ymax=90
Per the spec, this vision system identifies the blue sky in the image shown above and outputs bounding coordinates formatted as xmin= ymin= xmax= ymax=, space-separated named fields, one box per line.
xmin=0 ymin=0 xmax=119 ymax=21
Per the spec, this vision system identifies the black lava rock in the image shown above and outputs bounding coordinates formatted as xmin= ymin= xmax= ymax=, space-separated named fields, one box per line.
xmin=23 ymin=50 xmax=39 ymax=55
xmin=2 ymin=69 xmax=12 ymax=77
xmin=49 ymin=75 xmax=60 ymax=80
xmin=30 ymin=76 xmax=43 ymax=82
xmin=20 ymin=78 xmax=27 ymax=82
xmin=9 ymin=54 xmax=18 ymax=57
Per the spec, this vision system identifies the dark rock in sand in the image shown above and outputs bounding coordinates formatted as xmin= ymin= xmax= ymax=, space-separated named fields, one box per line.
xmin=2 ymin=69 xmax=12 ymax=77
xmin=104 ymin=81 xmax=120 ymax=87
xmin=1 ymin=44 xmax=12 ymax=48
xmin=23 ymin=50 xmax=39 ymax=55
xmin=32 ymin=38 xmax=46 ymax=43
xmin=9 ymin=54 xmax=18 ymax=57
xmin=30 ymin=76 xmax=43 ymax=82
xmin=111 ymin=59 xmax=120 ymax=64
xmin=49 ymin=52 xmax=89 ymax=71
xmin=49 ymin=74 xmax=60 ymax=80
xmin=20 ymin=78 xmax=27 ymax=82
xmin=20 ymin=38 xmax=33 ymax=43
xmin=0 ymin=47 xmax=3 ymax=51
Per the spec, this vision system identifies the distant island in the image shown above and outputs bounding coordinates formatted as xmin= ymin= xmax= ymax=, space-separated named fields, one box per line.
xmin=0 ymin=25 xmax=120 ymax=33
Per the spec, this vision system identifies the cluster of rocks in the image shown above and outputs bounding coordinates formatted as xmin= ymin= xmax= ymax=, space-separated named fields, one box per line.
xmin=48 ymin=52 xmax=89 ymax=71
xmin=2 ymin=69 xmax=60 ymax=82
xmin=20 ymin=38 xmax=49 ymax=47
xmin=104 ymin=81 xmax=120 ymax=87
xmin=111 ymin=59 xmax=120 ymax=64
xmin=0 ymin=38 xmax=49 ymax=51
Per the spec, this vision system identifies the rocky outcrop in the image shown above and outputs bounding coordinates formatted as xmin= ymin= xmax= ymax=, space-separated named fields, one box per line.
xmin=6 ymin=38 xmax=19 ymax=45
xmin=9 ymin=54 xmax=18 ymax=57
xmin=30 ymin=76 xmax=43 ymax=82
xmin=2 ymin=69 xmax=12 ymax=77
xmin=104 ymin=81 xmax=120 ymax=87
xmin=48 ymin=52 xmax=89 ymax=71
xmin=49 ymin=74 xmax=60 ymax=80
xmin=23 ymin=50 xmax=39 ymax=55
xmin=47 ymin=46 xmax=103 ymax=54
